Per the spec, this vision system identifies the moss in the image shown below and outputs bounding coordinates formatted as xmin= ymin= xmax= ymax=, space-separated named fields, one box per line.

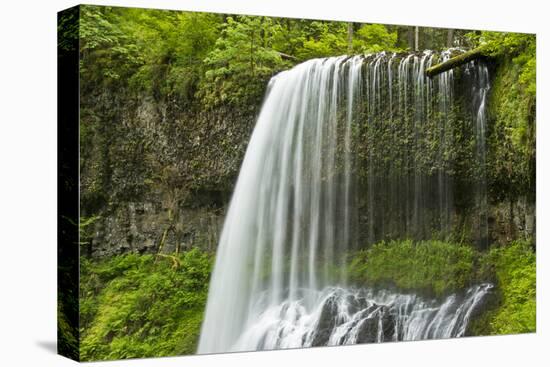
xmin=479 ymin=31 xmax=536 ymax=203
xmin=348 ymin=240 xmax=477 ymax=297
xmin=58 ymin=303 xmax=79 ymax=360
xmin=348 ymin=240 xmax=536 ymax=335
xmin=472 ymin=241 xmax=536 ymax=335
xmin=487 ymin=58 xmax=536 ymax=201
xmin=79 ymin=249 xmax=213 ymax=361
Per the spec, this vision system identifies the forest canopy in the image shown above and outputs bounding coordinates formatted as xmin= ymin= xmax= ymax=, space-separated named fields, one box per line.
xmin=79 ymin=5 xmax=498 ymax=108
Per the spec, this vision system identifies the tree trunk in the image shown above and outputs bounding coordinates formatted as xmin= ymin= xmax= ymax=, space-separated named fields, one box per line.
xmin=261 ymin=17 xmax=267 ymax=48
xmin=276 ymin=51 xmax=298 ymax=61
xmin=347 ymin=22 xmax=354 ymax=53
xmin=250 ymin=30 xmax=254 ymax=75
xmin=447 ymin=29 xmax=455 ymax=47
xmin=414 ymin=26 xmax=419 ymax=51
xmin=425 ymin=48 xmax=486 ymax=77
xmin=407 ymin=27 xmax=414 ymax=50
xmin=286 ymin=19 xmax=293 ymax=54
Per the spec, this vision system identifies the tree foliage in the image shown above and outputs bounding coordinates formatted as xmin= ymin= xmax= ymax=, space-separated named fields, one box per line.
xmin=80 ymin=6 xmax=143 ymax=88
xmin=355 ymin=24 xmax=399 ymax=53
xmin=200 ymin=16 xmax=289 ymax=107
xmin=79 ymin=5 xmax=464 ymax=109
xmin=471 ymin=31 xmax=536 ymax=97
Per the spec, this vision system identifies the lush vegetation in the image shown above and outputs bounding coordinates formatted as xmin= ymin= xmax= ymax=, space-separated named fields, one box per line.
xmin=473 ymin=241 xmax=536 ymax=334
xmin=79 ymin=240 xmax=535 ymax=360
xmin=348 ymin=240 xmax=477 ymax=297
xmin=469 ymin=32 xmax=537 ymax=201
xmin=349 ymin=239 xmax=536 ymax=335
xmin=473 ymin=31 xmax=536 ymax=97
xmin=79 ymin=249 xmax=213 ymax=361
xmin=58 ymin=302 xmax=79 ymax=359
xmin=79 ymin=6 xmax=469 ymax=109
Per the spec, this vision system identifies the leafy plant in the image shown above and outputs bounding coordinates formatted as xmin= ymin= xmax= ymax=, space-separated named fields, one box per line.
xmin=355 ymin=24 xmax=399 ymax=53
xmin=199 ymin=16 xmax=289 ymax=108
xmin=80 ymin=249 xmax=213 ymax=361
xmin=474 ymin=31 xmax=536 ymax=97
xmin=348 ymin=240 xmax=476 ymax=297
xmin=476 ymin=241 xmax=536 ymax=334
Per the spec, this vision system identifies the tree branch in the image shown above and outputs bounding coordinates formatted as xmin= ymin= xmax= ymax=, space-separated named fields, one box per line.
xmin=426 ymin=48 xmax=487 ymax=77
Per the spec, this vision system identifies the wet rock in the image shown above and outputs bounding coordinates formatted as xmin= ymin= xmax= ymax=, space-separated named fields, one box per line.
xmin=355 ymin=306 xmax=395 ymax=344
xmin=355 ymin=316 xmax=379 ymax=344
xmin=311 ymin=296 xmax=339 ymax=346
xmin=80 ymin=94 xmax=256 ymax=258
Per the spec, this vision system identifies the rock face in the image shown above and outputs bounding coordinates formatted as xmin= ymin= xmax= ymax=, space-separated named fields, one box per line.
xmin=88 ymin=203 xmax=225 ymax=257
xmin=489 ymin=198 xmax=536 ymax=245
xmin=80 ymin=93 xmax=258 ymax=257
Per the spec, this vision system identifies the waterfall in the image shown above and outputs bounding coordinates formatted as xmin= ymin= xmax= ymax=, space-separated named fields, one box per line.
xmin=198 ymin=51 xmax=491 ymax=354
xmin=467 ymin=62 xmax=491 ymax=249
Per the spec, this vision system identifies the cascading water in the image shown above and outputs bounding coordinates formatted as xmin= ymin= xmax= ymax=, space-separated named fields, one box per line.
xmin=467 ymin=62 xmax=491 ymax=249
xmin=198 ymin=51 xmax=491 ymax=354
xmin=230 ymin=284 xmax=493 ymax=351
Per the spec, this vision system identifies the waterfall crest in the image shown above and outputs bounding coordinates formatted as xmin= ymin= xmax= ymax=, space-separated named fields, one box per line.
xmin=198 ymin=51 xmax=491 ymax=354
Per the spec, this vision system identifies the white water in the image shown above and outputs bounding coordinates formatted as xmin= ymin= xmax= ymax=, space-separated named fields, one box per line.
xmin=467 ymin=62 xmax=491 ymax=249
xmin=231 ymin=284 xmax=493 ymax=351
xmin=198 ymin=53 xmax=491 ymax=354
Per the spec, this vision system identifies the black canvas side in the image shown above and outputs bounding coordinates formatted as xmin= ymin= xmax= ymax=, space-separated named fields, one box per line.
xmin=57 ymin=5 xmax=80 ymax=361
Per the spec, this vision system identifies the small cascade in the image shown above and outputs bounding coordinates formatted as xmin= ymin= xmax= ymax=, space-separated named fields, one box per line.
xmin=231 ymin=284 xmax=493 ymax=351
xmin=198 ymin=51 xmax=491 ymax=354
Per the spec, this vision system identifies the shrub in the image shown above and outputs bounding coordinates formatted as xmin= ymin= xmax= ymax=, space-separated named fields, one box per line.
xmin=80 ymin=249 xmax=213 ymax=361
xmin=477 ymin=241 xmax=536 ymax=334
xmin=348 ymin=240 xmax=477 ymax=297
